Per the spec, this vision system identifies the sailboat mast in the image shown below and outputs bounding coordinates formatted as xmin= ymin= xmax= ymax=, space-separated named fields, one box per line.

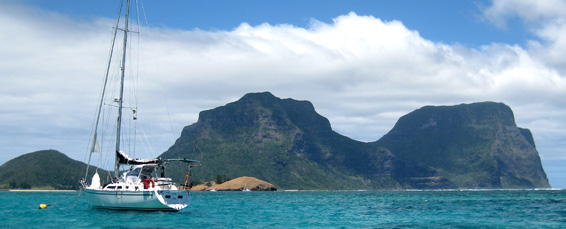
xmin=85 ymin=0 xmax=124 ymax=181
xmin=115 ymin=0 xmax=130 ymax=177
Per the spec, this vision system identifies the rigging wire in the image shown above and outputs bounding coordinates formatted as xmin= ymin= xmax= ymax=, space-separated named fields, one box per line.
xmin=84 ymin=0 xmax=124 ymax=180
xmin=133 ymin=0 xmax=142 ymax=159
xmin=191 ymin=141 xmax=204 ymax=162
xmin=139 ymin=0 xmax=180 ymax=156
xmin=96 ymin=0 xmax=128 ymax=174
xmin=137 ymin=124 xmax=156 ymax=159
xmin=85 ymin=0 xmax=190 ymax=182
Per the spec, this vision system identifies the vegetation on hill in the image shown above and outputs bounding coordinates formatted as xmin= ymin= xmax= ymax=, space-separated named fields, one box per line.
xmin=1 ymin=92 xmax=550 ymax=190
xmin=0 ymin=149 xmax=102 ymax=190
xmin=162 ymin=92 xmax=394 ymax=190
xmin=376 ymin=102 xmax=550 ymax=188
xmin=161 ymin=92 xmax=549 ymax=190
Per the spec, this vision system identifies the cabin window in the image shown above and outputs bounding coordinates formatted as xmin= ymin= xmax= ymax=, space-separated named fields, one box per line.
xmin=165 ymin=195 xmax=171 ymax=198
xmin=141 ymin=165 xmax=156 ymax=178
xmin=178 ymin=196 xmax=183 ymax=199
xmin=125 ymin=167 xmax=142 ymax=183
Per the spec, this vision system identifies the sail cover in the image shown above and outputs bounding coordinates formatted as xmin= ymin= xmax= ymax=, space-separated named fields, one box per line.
xmin=117 ymin=151 xmax=159 ymax=165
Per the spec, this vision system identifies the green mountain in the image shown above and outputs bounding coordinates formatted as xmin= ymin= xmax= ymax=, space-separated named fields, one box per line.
xmin=2 ymin=93 xmax=549 ymax=190
xmin=162 ymin=92 xmax=549 ymax=189
xmin=0 ymin=149 xmax=103 ymax=190
xmin=162 ymin=92 xmax=399 ymax=190
xmin=376 ymin=102 xmax=550 ymax=188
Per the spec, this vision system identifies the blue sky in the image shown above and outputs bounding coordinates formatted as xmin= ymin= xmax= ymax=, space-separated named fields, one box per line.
xmin=25 ymin=0 xmax=533 ymax=46
xmin=2 ymin=0 xmax=565 ymax=188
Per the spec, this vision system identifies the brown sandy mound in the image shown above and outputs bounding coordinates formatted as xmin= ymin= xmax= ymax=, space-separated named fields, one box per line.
xmin=191 ymin=176 xmax=276 ymax=191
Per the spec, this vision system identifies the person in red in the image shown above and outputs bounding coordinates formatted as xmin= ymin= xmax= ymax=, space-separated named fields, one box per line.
xmin=143 ymin=177 xmax=149 ymax=189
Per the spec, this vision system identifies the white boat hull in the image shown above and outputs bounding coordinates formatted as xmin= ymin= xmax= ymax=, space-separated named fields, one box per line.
xmin=84 ymin=188 xmax=191 ymax=211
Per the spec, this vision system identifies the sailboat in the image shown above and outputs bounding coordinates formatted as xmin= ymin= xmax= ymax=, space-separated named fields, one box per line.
xmin=243 ymin=182 xmax=251 ymax=192
xmin=80 ymin=0 xmax=200 ymax=211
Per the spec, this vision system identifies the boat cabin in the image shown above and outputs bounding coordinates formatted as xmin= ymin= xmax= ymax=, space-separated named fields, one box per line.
xmin=98 ymin=163 xmax=177 ymax=191
xmin=123 ymin=164 xmax=157 ymax=183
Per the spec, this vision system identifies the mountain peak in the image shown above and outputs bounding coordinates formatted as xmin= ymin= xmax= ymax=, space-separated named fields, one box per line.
xmin=240 ymin=91 xmax=278 ymax=102
xmin=2 ymin=94 xmax=549 ymax=190
xmin=0 ymin=150 xmax=103 ymax=190
xmin=377 ymin=101 xmax=549 ymax=188
xmin=165 ymin=94 xmax=549 ymax=190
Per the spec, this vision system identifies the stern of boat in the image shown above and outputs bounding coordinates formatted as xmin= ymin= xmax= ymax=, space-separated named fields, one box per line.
xmin=155 ymin=189 xmax=191 ymax=211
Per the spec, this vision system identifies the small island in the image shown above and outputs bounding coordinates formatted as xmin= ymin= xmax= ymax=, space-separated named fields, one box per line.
xmin=191 ymin=176 xmax=277 ymax=191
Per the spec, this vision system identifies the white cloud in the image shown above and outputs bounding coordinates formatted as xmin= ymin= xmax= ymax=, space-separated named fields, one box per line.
xmin=1 ymin=2 xmax=565 ymax=190
xmin=485 ymin=0 xmax=566 ymax=74
xmin=480 ymin=2 xmax=566 ymax=180
xmin=483 ymin=0 xmax=566 ymax=28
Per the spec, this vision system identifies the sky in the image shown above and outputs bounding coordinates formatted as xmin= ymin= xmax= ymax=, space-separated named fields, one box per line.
xmin=1 ymin=0 xmax=565 ymax=188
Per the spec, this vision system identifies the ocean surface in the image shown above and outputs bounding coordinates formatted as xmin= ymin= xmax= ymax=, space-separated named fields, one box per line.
xmin=1 ymin=189 xmax=565 ymax=228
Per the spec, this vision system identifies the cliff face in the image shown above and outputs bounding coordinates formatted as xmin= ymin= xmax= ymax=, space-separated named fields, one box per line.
xmin=162 ymin=92 xmax=400 ymax=190
xmin=161 ymin=93 xmax=550 ymax=190
xmin=376 ymin=102 xmax=550 ymax=188
xmin=1 ymin=93 xmax=550 ymax=190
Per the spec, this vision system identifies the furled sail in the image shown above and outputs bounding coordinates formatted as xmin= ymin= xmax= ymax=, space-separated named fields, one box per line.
xmin=117 ymin=150 xmax=159 ymax=165
xmin=90 ymin=132 xmax=101 ymax=153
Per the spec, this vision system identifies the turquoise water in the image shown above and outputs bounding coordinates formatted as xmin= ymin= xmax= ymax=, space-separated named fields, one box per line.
xmin=1 ymin=190 xmax=565 ymax=228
